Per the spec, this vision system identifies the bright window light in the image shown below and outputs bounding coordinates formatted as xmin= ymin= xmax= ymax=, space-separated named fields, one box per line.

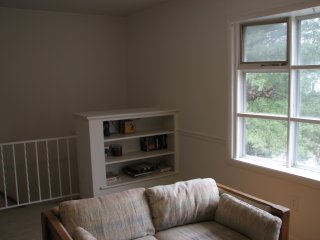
xmin=233 ymin=12 xmax=320 ymax=178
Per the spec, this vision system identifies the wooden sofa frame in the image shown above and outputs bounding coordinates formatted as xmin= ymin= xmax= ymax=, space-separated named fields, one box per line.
xmin=41 ymin=183 xmax=290 ymax=240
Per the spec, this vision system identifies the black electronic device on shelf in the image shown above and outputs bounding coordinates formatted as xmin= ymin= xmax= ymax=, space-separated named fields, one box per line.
xmin=122 ymin=162 xmax=154 ymax=178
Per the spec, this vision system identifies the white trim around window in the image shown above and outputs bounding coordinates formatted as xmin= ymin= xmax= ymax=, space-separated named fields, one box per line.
xmin=229 ymin=6 xmax=320 ymax=188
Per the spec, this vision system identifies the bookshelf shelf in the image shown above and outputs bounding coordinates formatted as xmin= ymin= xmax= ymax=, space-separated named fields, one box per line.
xmin=105 ymin=149 xmax=174 ymax=165
xmin=100 ymin=171 xmax=177 ymax=189
xmin=104 ymin=130 xmax=174 ymax=142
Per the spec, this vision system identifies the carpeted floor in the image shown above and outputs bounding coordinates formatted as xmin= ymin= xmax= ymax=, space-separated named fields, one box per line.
xmin=0 ymin=195 xmax=17 ymax=208
xmin=0 ymin=201 xmax=60 ymax=240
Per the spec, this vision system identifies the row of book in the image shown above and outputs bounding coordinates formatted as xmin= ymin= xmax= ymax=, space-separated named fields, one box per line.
xmin=140 ymin=134 xmax=167 ymax=152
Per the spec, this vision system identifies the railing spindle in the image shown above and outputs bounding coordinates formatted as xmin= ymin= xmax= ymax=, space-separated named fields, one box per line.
xmin=45 ymin=141 xmax=52 ymax=199
xmin=24 ymin=143 xmax=31 ymax=203
xmin=35 ymin=142 xmax=42 ymax=201
xmin=67 ymin=139 xmax=72 ymax=195
xmin=12 ymin=144 xmax=19 ymax=205
xmin=57 ymin=140 xmax=62 ymax=196
xmin=0 ymin=145 xmax=8 ymax=207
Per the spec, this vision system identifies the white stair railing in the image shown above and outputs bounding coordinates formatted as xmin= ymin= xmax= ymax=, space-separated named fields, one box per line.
xmin=0 ymin=136 xmax=79 ymax=210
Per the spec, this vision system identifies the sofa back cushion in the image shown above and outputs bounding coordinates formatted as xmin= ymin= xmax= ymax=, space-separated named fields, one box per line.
xmin=145 ymin=178 xmax=220 ymax=231
xmin=215 ymin=193 xmax=282 ymax=240
xmin=59 ymin=188 xmax=155 ymax=240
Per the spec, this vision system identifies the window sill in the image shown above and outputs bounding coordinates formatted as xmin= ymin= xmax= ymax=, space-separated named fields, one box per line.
xmin=229 ymin=157 xmax=320 ymax=190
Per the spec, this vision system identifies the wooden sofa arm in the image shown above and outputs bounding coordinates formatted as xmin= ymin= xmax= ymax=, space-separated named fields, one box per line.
xmin=42 ymin=209 xmax=72 ymax=240
xmin=217 ymin=183 xmax=290 ymax=240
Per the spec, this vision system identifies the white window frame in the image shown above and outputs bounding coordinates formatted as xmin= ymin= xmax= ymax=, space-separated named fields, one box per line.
xmin=230 ymin=9 xmax=320 ymax=184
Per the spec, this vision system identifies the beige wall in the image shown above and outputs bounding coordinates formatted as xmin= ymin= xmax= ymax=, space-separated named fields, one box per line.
xmin=0 ymin=7 xmax=127 ymax=142
xmin=127 ymin=0 xmax=320 ymax=240
xmin=2 ymin=1 xmax=320 ymax=239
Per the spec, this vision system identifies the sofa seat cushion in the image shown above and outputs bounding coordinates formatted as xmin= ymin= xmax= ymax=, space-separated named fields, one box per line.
xmin=73 ymin=227 xmax=96 ymax=240
xmin=215 ymin=193 xmax=282 ymax=240
xmin=155 ymin=221 xmax=250 ymax=240
xmin=145 ymin=178 xmax=220 ymax=231
xmin=59 ymin=188 xmax=155 ymax=240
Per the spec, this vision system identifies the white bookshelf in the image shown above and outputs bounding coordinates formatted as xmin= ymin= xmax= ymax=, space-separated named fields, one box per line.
xmin=73 ymin=108 xmax=178 ymax=198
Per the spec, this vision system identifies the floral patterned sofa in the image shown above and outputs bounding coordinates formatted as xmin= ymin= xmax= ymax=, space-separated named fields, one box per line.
xmin=42 ymin=178 xmax=290 ymax=240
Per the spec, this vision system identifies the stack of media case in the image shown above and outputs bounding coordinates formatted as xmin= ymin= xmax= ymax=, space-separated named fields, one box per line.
xmin=122 ymin=162 xmax=154 ymax=177
xmin=140 ymin=134 xmax=167 ymax=151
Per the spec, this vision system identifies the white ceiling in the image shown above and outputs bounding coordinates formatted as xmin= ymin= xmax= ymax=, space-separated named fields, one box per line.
xmin=0 ymin=0 xmax=170 ymax=16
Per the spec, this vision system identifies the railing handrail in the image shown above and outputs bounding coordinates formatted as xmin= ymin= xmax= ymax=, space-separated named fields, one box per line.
xmin=0 ymin=135 xmax=76 ymax=146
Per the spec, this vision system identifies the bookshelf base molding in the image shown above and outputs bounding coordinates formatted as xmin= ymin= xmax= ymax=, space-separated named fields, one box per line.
xmin=100 ymin=171 xmax=178 ymax=190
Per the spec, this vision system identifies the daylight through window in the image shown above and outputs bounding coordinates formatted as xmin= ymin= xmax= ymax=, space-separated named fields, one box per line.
xmin=233 ymin=11 xmax=320 ymax=176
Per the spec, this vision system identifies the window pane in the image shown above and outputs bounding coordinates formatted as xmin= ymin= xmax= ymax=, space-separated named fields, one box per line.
xmin=244 ymin=118 xmax=287 ymax=163
xmin=296 ymin=123 xmax=320 ymax=172
xmin=299 ymin=17 xmax=320 ymax=65
xmin=245 ymin=72 xmax=288 ymax=115
xmin=299 ymin=70 xmax=320 ymax=118
xmin=243 ymin=22 xmax=287 ymax=62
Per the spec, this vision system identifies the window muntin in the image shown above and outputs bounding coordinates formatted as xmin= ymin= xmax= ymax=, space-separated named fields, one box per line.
xmin=234 ymin=14 xmax=320 ymax=175
xmin=241 ymin=19 xmax=288 ymax=64
xmin=299 ymin=17 xmax=320 ymax=65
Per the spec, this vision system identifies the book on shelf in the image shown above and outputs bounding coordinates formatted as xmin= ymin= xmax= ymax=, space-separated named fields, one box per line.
xmin=119 ymin=120 xmax=135 ymax=134
xmin=140 ymin=134 xmax=167 ymax=152
xmin=106 ymin=172 xmax=121 ymax=183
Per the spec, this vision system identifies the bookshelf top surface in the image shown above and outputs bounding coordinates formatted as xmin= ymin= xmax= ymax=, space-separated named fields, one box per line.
xmin=73 ymin=108 xmax=177 ymax=120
